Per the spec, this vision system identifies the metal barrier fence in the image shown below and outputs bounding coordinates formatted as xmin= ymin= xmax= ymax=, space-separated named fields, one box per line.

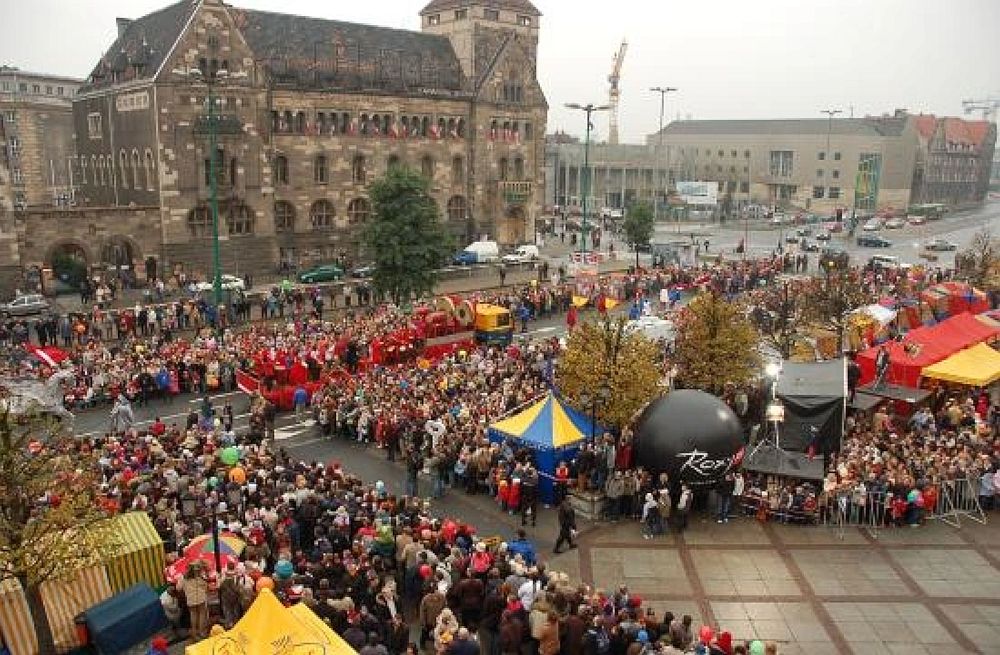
xmin=736 ymin=478 xmax=986 ymax=541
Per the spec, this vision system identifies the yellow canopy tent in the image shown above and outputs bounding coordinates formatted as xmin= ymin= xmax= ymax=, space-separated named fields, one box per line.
xmin=186 ymin=588 xmax=358 ymax=655
xmin=922 ymin=343 xmax=1000 ymax=386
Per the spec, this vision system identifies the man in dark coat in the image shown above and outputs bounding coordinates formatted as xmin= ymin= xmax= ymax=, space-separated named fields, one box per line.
xmin=553 ymin=498 xmax=577 ymax=553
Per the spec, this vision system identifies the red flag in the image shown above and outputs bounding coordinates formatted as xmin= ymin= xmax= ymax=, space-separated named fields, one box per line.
xmin=27 ymin=344 xmax=69 ymax=367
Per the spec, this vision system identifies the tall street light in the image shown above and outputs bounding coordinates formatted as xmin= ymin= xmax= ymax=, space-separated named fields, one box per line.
xmin=650 ymin=87 xmax=678 ymax=221
xmin=820 ymin=108 xmax=842 ymax=215
xmin=173 ymin=65 xmax=245 ymax=308
xmin=565 ymin=102 xmax=610 ymax=256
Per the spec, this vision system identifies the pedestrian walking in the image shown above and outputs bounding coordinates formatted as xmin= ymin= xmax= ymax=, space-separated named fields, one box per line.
xmin=553 ymin=498 xmax=577 ymax=553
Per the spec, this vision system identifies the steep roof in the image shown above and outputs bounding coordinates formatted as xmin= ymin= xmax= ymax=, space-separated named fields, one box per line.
xmin=658 ymin=118 xmax=903 ymax=139
xmin=82 ymin=0 xmax=196 ymax=91
xmin=234 ymin=7 xmax=464 ymax=91
xmin=913 ymin=114 xmax=937 ymax=141
xmin=420 ymin=0 xmax=541 ymax=16
xmin=943 ymin=117 xmax=991 ymax=147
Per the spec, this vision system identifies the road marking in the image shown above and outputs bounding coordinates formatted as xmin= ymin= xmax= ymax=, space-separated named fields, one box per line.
xmin=75 ymin=411 xmax=251 ymax=439
xmin=274 ymin=421 xmax=316 ymax=441
xmin=188 ymin=391 xmax=242 ymax=403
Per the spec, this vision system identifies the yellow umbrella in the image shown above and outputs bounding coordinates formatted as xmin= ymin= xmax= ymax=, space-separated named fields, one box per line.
xmin=571 ymin=296 xmax=589 ymax=308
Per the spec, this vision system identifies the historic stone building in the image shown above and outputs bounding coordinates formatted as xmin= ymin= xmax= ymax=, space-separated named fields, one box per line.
xmin=910 ymin=114 xmax=996 ymax=206
xmin=70 ymin=0 xmax=547 ymax=279
xmin=0 ymin=66 xmax=83 ymax=209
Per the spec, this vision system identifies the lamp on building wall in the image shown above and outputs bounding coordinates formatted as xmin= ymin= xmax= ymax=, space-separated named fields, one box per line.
xmin=565 ymin=103 xmax=610 ymax=256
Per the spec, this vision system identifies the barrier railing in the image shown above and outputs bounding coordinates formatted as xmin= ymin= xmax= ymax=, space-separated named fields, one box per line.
xmin=928 ymin=478 xmax=987 ymax=528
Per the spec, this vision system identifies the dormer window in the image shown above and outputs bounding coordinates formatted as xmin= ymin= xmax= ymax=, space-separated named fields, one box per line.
xmin=427 ymin=14 xmax=440 ymax=26
xmin=517 ymin=15 xmax=532 ymax=26
xmin=484 ymin=9 xmax=499 ymax=20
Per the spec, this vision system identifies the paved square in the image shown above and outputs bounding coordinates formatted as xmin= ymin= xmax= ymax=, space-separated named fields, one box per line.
xmin=939 ymin=604 xmax=1000 ymax=653
xmin=589 ymin=547 xmax=691 ymax=595
xmin=791 ymin=549 xmax=910 ymax=597
xmin=889 ymin=549 xmax=1000 ymax=599
xmin=692 ymin=549 xmax=800 ymax=597
xmin=824 ymin=602 xmax=962 ymax=654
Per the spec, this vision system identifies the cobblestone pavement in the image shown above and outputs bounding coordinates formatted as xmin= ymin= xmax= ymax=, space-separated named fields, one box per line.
xmin=560 ymin=513 xmax=1000 ymax=655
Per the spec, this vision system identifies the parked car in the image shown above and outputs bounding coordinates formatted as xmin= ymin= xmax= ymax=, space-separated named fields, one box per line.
xmin=795 ymin=227 xmax=812 ymax=237
xmin=1 ymin=293 xmax=49 ymax=317
xmin=884 ymin=217 xmax=906 ymax=229
xmin=857 ymin=234 xmax=893 ymax=248
xmin=297 ymin=264 xmax=344 ymax=283
xmin=862 ymin=219 xmax=883 ymax=231
xmin=924 ymin=238 xmax=957 ymax=252
xmin=800 ymin=240 xmax=820 ymax=252
xmin=502 ymin=244 xmax=540 ymax=264
xmin=823 ymin=221 xmax=844 ymax=233
xmin=191 ymin=274 xmax=246 ymax=293
xmin=784 ymin=234 xmax=800 ymax=244
xmin=815 ymin=231 xmax=832 ymax=241
xmin=869 ymin=254 xmax=903 ymax=271
xmin=453 ymin=240 xmax=500 ymax=265
xmin=908 ymin=215 xmax=927 ymax=225
xmin=351 ymin=264 xmax=376 ymax=278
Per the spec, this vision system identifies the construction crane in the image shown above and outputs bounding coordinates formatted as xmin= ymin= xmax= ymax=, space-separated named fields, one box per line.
xmin=607 ymin=39 xmax=628 ymax=145
xmin=962 ymin=96 xmax=1000 ymax=122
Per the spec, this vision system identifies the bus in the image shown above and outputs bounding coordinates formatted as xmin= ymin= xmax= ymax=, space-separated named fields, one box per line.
xmin=906 ymin=203 xmax=946 ymax=220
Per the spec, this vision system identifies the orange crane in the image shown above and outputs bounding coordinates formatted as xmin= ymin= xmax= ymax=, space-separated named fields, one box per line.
xmin=608 ymin=39 xmax=628 ymax=145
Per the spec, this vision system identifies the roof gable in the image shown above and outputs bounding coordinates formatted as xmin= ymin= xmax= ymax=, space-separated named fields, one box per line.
xmin=82 ymin=0 xmax=196 ymax=91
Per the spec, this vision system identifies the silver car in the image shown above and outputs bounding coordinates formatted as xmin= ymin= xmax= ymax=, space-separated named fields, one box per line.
xmin=1 ymin=294 xmax=49 ymax=317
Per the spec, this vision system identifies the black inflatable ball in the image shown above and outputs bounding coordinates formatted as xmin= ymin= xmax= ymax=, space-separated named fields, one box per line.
xmin=633 ymin=390 xmax=744 ymax=487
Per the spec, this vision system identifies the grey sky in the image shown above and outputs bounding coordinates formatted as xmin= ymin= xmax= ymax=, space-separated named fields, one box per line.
xmin=3 ymin=0 xmax=998 ymax=143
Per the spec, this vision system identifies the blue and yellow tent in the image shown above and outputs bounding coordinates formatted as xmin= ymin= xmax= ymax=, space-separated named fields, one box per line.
xmin=488 ymin=392 xmax=604 ymax=502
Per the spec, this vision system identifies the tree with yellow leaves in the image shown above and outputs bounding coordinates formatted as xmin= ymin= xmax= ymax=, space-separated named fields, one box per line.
xmin=556 ymin=317 xmax=664 ymax=431
xmin=0 ymin=409 xmax=121 ymax=653
xmin=672 ymin=291 xmax=761 ymax=394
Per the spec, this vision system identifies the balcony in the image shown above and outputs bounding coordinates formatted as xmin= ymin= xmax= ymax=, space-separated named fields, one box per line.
xmin=499 ymin=180 xmax=533 ymax=205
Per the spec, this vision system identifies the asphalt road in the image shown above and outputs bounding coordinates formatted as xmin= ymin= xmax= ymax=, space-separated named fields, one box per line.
xmin=655 ymin=199 xmax=1000 ymax=269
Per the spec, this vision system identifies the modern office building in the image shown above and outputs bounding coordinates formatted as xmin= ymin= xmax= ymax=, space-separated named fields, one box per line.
xmin=0 ymin=66 xmax=83 ymax=209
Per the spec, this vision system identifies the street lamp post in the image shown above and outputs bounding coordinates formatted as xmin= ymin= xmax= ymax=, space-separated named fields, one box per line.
xmin=650 ymin=87 xmax=677 ymax=223
xmin=565 ymin=103 xmax=610 ymax=256
xmin=820 ymin=108 xmax=842 ymax=216
xmin=174 ymin=65 xmax=246 ymax=308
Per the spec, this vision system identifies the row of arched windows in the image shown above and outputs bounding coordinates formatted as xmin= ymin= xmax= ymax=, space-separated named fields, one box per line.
xmin=273 ymin=154 xmax=466 ymax=187
xmin=271 ymin=110 xmax=468 ymax=139
xmin=489 ymin=119 xmax=532 ymax=143
xmin=78 ymin=149 xmax=156 ymax=191
xmin=187 ymin=202 xmax=255 ymax=237
xmin=272 ymin=195 xmax=467 ymax=233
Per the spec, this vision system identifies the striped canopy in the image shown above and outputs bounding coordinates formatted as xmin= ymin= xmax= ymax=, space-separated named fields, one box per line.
xmin=106 ymin=512 xmax=166 ymax=593
xmin=489 ymin=392 xmax=604 ymax=450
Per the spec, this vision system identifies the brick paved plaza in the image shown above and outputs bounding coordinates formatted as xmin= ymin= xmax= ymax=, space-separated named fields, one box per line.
xmin=548 ymin=514 xmax=1000 ymax=654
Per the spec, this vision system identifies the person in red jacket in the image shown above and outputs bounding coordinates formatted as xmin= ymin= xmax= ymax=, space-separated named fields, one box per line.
xmin=566 ymin=304 xmax=578 ymax=331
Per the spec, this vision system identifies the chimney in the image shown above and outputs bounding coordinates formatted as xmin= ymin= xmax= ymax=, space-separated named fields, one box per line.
xmin=116 ymin=17 xmax=132 ymax=38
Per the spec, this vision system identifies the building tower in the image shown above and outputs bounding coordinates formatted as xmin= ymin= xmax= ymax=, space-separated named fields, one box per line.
xmin=419 ymin=0 xmax=541 ymax=84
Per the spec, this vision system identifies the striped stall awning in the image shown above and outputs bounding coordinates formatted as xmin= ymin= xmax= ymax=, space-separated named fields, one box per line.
xmin=0 ymin=577 xmax=37 ymax=655
xmin=0 ymin=566 xmax=113 ymax=655
xmin=40 ymin=566 xmax=113 ymax=653
xmin=106 ymin=512 xmax=165 ymax=593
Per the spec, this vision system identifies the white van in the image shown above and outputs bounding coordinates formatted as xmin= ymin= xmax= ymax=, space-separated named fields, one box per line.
xmin=454 ymin=240 xmax=500 ymax=265
xmin=869 ymin=254 xmax=901 ymax=271
xmin=502 ymin=244 xmax=540 ymax=264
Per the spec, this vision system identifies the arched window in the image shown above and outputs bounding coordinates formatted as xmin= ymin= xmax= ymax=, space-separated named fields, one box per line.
xmin=119 ymin=149 xmax=129 ymax=188
xmin=382 ymin=114 xmax=391 ymax=135
xmin=132 ymin=150 xmax=141 ymax=189
xmin=421 ymin=116 xmax=430 ymax=137
xmin=360 ymin=113 xmax=370 ymax=135
xmin=80 ymin=157 xmax=88 ymax=185
xmin=105 ymin=157 xmax=113 ymax=187
xmin=188 ymin=205 xmax=211 ymax=237
xmin=229 ymin=157 xmax=238 ymax=187
xmin=514 ymin=156 xmax=524 ymax=180
xmin=271 ymin=110 xmax=280 ymax=132
xmin=456 ymin=118 xmax=466 ymax=138
xmin=94 ymin=156 xmax=101 ymax=186
xmin=421 ymin=155 xmax=435 ymax=179
xmin=283 ymin=110 xmax=293 ymax=132
xmin=498 ymin=157 xmax=509 ymax=181
xmin=144 ymin=149 xmax=155 ymax=190
xmin=348 ymin=197 xmax=371 ymax=224
xmin=451 ymin=156 xmax=464 ymax=185
xmin=387 ymin=155 xmax=401 ymax=172
xmin=447 ymin=195 xmax=467 ymax=222
xmin=352 ymin=155 xmax=366 ymax=184
xmin=226 ymin=202 xmax=254 ymax=235
xmin=274 ymin=201 xmax=296 ymax=233
xmin=310 ymin=199 xmax=335 ymax=230
xmin=295 ymin=111 xmax=306 ymax=133
xmin=314 ymin=154 xmax=328 ymax=184
xmin=274 ymin=155 xmax=289 ymax=185
xmin=446 ymin=118 xmax=456 ymax=138
xmin=490 ymin=119 xmax=498 ymax=139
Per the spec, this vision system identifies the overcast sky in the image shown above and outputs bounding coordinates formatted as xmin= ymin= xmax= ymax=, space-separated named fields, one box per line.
xmin=3 ymin=0 xmax=998 ymax=143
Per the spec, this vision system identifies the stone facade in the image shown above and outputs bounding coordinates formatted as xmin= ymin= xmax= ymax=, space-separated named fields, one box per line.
xmin=69 ymin=0 xmax=547 ymax=278
xmin=910 ymin=115 xmax=997 ymax=206
xmin=0 ymin=66 xmax=83 ymax=209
